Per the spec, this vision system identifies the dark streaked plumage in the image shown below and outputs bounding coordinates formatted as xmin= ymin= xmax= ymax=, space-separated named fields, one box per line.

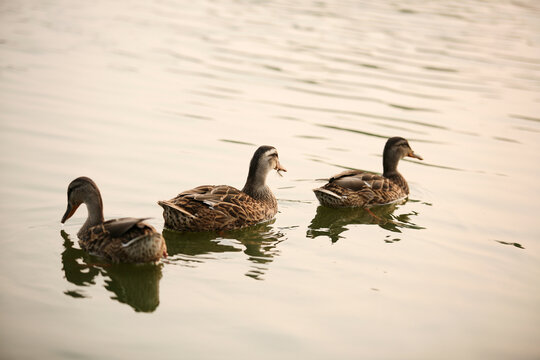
xmin=313 ymin=137 xmax=423 ymax=208
xmin=61 ymin=177 xmax=167 ymax=263
xmin=158 ymin=145 xmax=286 ymax=232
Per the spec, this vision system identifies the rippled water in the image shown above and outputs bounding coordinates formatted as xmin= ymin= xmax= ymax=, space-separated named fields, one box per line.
xmin=1 ymin=0 xmax=539 ymax=359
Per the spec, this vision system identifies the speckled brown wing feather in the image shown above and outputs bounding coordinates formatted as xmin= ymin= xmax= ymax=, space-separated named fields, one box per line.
xmin=159 ymin=185 xmax=276 ymax=231
xmin=328 ymin=169 xmax=373 ymax=182
xmin=78 ymin=218 xmax=166 ymax=263
xmin=332 ymin=172 xmax=388 ymax=191
xmin=314 ymin=171 xmax=408 ymax=208
xmin=102 ymin=217 xmax=151 ymax=239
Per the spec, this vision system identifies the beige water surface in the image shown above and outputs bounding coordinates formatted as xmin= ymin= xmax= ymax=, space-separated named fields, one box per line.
xmin=1 ymin=0 xmax=539 ymax=359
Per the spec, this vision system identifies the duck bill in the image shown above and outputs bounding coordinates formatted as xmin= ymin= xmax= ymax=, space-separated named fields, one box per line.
xmin=275 ymin=161 xmax=287 ymax=177
xmin=407 ymin=151 xmax=423 ymax=161
xmin=61 ymin=203 xmax=79 ymax=223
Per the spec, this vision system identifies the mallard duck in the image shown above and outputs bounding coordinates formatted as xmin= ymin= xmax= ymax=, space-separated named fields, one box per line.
xmin=313 ymin=137 xmax=422 ymax=208
xmin=158 ymin=145 xmax=286 ymax=232
xmin=61 ymin=177 xmax=167 ymax=263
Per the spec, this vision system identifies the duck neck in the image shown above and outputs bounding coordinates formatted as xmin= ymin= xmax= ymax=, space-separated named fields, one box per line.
xmin=79 ymin=194 xmax=104 ymax=235
xmin=383 ymin=151 xmax=400 ymax=177
xmin=383 ymin=157 xmax=409 ymax=193
xmin=242 ymin=168 xmax=274 ymax=202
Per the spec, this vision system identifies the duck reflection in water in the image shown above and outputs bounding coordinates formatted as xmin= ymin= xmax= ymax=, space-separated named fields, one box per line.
xmin=307 ymin=201 xmax=424 ymax=243
xmin=163 ymin=221 xmax=284 ymax=280
xmin=60 ymin=230 xmax=162 ymax=313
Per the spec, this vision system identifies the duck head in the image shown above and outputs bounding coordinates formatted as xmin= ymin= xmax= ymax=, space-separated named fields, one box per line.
xmin=383 ymin=137 xmax=422 ymax=175
xmin=61 ymin=176 xmax=104 ymax=224
xmin=242 ymin=145 xmax=286 ymax=198
xmin=249 ymin=145 xmax=287 ymax=179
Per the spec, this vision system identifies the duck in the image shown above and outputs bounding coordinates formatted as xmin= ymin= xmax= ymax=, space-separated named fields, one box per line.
xmin=158 ymin=145 xmax=286 ymax=232
xmin=313 ymin=137 xmax=422 ymax=208
xmin=61 ymin=177 xmax=167 ymax=263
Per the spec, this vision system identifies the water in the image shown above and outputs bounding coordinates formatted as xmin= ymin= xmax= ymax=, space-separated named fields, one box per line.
xmin=1 ymin=0 xmax=539 ymax=358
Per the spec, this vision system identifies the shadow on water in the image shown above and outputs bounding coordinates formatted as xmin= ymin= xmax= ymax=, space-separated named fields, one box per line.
xmin=306 ymin=202 xmax=424 ymax=243
xmin=163 ymin=221 xmax=285 ymax=280
xmin=60 ymin=230 xmax=163 ymax=313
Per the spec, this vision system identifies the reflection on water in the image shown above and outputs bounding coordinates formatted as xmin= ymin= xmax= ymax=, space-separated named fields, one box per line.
xmin=163 ymin=221 xmax=284 ymax=280
xmin=494 ymin=239 xmax=525 ymax=250
xmin=60 ymin=231 xmax=162 ymax=313
xmin=307 ymin=201 xmax=424 ymax=243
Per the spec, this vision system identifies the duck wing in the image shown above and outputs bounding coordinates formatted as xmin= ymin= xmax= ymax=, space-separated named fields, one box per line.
xmin=103 ymin=217 xmax=152 ymax=239
xmin=164 ymin=185 xmax=250 ymax=217
xmin=80 ymin=217 xmax=165 ymax=263
xmin=180 ymin=185 xmax=244 ymax=207
xmin=159 ymin=185 xmax=265 ymax=231
xmin=328 ymin=169 xmax=368 ymax=182
xmin=329 ymin=171 xmax=391 ymax=192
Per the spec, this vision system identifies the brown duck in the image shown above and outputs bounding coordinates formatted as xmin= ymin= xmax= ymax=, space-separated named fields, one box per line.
xmin=313 ymin=137 xmax=422 ymax=208
xmin=158 ymin=145 xmax=286 ymax=232
xmin=61 ymin=177 xmax=167 ymax=263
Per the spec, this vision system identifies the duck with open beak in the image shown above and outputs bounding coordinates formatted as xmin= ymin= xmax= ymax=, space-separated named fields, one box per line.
xmin=158 ymin=145 xmax=286 ymax=231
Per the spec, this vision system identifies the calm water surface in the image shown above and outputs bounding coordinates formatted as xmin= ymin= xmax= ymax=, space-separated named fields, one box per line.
xmin=1 ymin=0 xmax=539 ymax=359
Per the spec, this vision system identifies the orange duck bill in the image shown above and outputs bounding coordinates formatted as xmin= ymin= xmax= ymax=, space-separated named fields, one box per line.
xmin=407 ymin=151 xmax=423 ymax=160
xmin=61 ymin=203 xmax=79 ymax=223
xmin=275 ymin=160 xmax=287 ymax=176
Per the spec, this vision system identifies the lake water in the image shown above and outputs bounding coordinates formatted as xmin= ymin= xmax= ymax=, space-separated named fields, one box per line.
xmin=1 ymin=0 xmax=539 ymax=359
